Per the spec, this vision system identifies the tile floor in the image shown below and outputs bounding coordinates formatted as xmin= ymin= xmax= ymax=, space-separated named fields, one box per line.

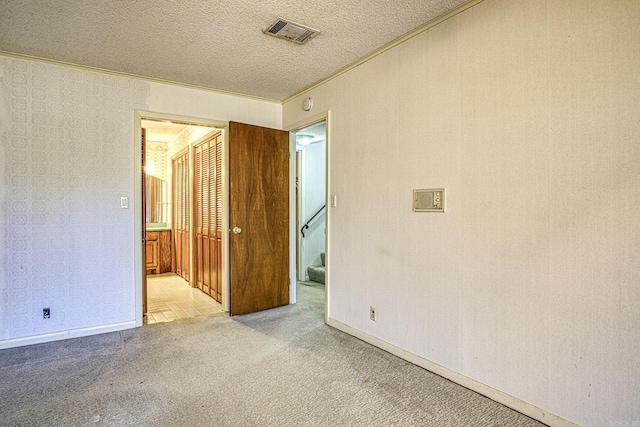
xmin=144 ymin=273 xmax=225 ymax=325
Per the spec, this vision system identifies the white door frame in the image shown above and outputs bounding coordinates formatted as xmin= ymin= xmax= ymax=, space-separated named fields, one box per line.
xmin=284 ymin=111 xmax=330 ymax=320
xmin=134 ymin=110 xmax=231 ymax=326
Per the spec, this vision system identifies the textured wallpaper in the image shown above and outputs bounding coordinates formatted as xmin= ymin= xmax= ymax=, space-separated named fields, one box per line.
xmin=146 ymin=141 xmax=168 ymax=182
xmin=0 ymin=57 xmax=149 ymax=340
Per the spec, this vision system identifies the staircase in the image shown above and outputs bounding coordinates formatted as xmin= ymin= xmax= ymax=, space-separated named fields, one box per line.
xmin=306 ymin=252 xmax=325 ymax=284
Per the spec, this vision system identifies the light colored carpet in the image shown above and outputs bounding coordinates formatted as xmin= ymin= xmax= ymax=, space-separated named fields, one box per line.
xmin=0 ymin=283 xmax=546 ymax=426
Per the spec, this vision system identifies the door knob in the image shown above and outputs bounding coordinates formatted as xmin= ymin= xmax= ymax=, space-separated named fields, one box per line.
xmin=232 ymin=227 xmax=242 ymax=234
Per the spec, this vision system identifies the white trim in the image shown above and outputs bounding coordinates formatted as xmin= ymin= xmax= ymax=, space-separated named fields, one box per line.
xmin=0 ymin=51 xmax=281 ymax=104
xmin=284 ymin=112 xmax=329 ymax=135
xmin=0 ymin=321 xmax=137 ymax=350
xmin=324 ymin=111 xmax=331 ymax=323
xmin=295 ymin=150 xmax=305 ymax=282
xmin=288 ymin=130 xmax=297 ymax=303
xmin=221 ymin=127 xmax=231 ymax=312
xmin=282 ymin=0 xmax=485 ymax=104
xmin=298 ymin=144 xmax=307 ymax=281
xmin=134 ymin=112 xmax=144 ymax=327
xmin=284 ymin=111 xmax=330 ymax=321
xmin=325 ymin=316 xmax=578 ymax=427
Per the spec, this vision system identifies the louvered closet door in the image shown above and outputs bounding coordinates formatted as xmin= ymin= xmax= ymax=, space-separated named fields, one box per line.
xmin=194 ymin=144 xmax=204 ymax=293
xmin=208 ymin=137 xmax=218 ymax=300
xmin=172 ymin=150 xmax=190 ymax=281
xmin=214 ymin=136 xmax=223 ymax=302
xmin=194 ymin=141 xmax=209 ymax=295
xmin=194 ymin=132 xmax=222 ymax=302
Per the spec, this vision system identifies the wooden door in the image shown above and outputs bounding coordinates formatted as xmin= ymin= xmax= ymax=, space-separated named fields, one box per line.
xmin=194 ymin=132 xmax=222 ymax=302
xmin=229 ymin=122 xmax=289 ymax=315
xmin=214 ymin=136 xmax=223 ymax=302
xmin=194 ymin=141 xmax=208 ymax=294
xmin=172 ymin=149 xmax=190 ymax=281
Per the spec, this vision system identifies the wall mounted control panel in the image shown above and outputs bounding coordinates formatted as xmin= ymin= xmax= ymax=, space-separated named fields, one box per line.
xmin=413 ymin=188 xmax=445 ymax=212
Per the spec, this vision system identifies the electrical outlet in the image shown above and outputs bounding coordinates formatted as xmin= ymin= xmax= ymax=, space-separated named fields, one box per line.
xmin=43 ymin=307 xmax=50 ymax=319
xmin=370 ymin=306 xmax=377 ymax=322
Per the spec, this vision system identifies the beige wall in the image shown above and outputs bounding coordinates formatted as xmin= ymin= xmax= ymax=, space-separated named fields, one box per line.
xmin=283 ymin=1 xmax=640 ymax=425
xmin=0 ymin=55 xmax=281 ymax=348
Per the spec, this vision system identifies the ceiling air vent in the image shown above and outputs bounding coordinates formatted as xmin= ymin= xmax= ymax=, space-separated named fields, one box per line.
xmin=264 ymin=18 xmax=320 ymax=45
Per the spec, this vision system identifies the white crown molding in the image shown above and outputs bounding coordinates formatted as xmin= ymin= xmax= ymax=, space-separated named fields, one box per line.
xmin=0 ymin=50 xmax=282 ymax=104
xmin=282 ymin=0 xmax=485 ymax=104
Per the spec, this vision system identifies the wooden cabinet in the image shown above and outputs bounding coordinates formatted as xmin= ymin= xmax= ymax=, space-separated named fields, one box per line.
xmin=146 ymin=232 xmax=159 ymax=274
xmin=146 ymin=230 xmax=172 ymax=274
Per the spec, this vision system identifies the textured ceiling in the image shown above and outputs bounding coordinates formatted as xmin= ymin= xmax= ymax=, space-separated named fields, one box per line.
xmin=0 ymin=0 xmax=469 ymax=101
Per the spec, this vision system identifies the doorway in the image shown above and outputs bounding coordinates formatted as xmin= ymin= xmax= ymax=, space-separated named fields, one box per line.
xmin=135 ymin=112 xmax=296 ymax=326
xmin=293 ymin=120 xmax=327 ymax=293
xmin=141 ymin=117 xmax=223 ymax=324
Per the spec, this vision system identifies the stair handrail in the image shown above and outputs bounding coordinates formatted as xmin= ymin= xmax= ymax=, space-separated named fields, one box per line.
xmin=301 ymin=204 xmax=326 ymax=237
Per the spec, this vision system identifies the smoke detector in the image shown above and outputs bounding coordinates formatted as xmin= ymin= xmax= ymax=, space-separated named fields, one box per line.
xmin=264 ymin=18 xmax=320 ymax=45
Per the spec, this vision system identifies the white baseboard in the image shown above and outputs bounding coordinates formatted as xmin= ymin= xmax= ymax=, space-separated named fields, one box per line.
xmin=325 ymin=317 xmax=578 ymax=427
xmin=0 ymin=321 xmax=137 ymax=350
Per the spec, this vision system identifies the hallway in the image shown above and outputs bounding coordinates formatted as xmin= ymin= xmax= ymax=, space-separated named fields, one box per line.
xmin=144 ymin=274 xmax=224 ymax=325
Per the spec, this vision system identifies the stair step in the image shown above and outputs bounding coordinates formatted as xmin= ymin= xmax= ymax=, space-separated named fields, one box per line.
xmin=307 ymin=265 xmax=325 ymax=284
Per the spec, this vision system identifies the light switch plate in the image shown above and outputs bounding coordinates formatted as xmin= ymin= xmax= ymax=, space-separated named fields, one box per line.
xmin=120 ymin=196 xmax=129 ymax=209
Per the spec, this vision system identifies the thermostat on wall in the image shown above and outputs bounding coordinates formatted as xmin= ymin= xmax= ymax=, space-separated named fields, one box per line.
xmin=413 ymin=188 xmax=444 ymax=212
